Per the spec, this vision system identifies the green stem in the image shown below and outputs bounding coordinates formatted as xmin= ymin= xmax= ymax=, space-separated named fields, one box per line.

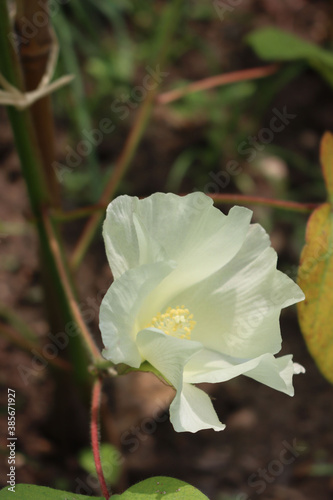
xmin=42 ymin=212 xmax=103 ymax=364
xmin=51 ymin=204 xmax=106 ymax=222
xmin=15 ymin=0 xmax=61 ymax=207
xmin=0 ymin=3 xmax=49 ymax=212
xmin=70 ymin=0 xmax=184 ymax=270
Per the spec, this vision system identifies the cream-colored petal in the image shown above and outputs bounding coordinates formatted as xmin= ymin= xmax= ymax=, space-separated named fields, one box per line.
xmin=138 ymin=205 xmax=252 ymax=321
xmin=167 ymin=224 xmax=304 ymax=358
xmin=170 ymin=383 xmax=225 ymax=433
xmin=136 ymin=329 xmax=224 ymax=433
xmin=103 ymin=193 xmax=252 ymax=284
xmin=136 ymin=328 xmax=202 ymax=387
xmin=103 ymin=195 xmax=165 ymax=279
xmin=100 ymin=261 xmax=175 ymax=368
xmin=245 ymin=354 xmax=296 ymax=396
xmin=184 ymin=348 xmax=298 ymax=396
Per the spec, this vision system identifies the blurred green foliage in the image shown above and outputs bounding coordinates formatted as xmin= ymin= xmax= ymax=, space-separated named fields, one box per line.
xmin=51 ymin=1 xmax=331 ymax=267
xmin=78 ymin=443 xmax=122 ymax=486
xmin=246 ymin=27 xmax=333 ymax=87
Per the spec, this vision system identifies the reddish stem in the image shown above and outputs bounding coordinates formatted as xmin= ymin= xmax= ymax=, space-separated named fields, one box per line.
xmin=91 ymin=378 xmax=110 ymax=500
xmin=208 ymin=193 xmax=319 ymax=213
xmin=51 ymin=194 xmax=318 ymax=223
xmin=156 ymin=64 xmax=280 ymax=105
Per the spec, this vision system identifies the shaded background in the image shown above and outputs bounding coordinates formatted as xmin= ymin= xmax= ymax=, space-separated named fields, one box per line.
xmin=1 ymin=0 xmax=333 ymax=499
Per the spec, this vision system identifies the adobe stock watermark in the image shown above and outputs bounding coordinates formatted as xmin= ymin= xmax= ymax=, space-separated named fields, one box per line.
xmin=8 ymin=0 xmax=70 ymax=52
xmin=75 ymin=399 xmax=169 ymax=496
xmin=53 ymin=65 xmax=169 ymax=183
xmin=17 ymin=288 xmax=108 ymax=385
xmin=235 ymin=439 xmax=306 ymax=500
xmin=190 ymin=105 xmax=296 ymax=213
xmin=213 ymin=0 xmax=243 ymax=21
xmin=120 ymin=398 xmax=169 ymax=454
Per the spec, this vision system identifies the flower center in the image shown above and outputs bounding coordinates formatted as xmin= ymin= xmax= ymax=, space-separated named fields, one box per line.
xmin=146 ymin=305 xmax=196 ymax=340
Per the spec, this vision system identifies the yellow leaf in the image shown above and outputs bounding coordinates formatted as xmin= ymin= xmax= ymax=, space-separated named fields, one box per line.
xmin=297 ymin=203 xmax=333 ymax=383
xmin=321 ymin=131 xmax=333 ymax=202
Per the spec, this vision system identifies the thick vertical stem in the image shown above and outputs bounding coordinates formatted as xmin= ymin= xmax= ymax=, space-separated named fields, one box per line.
xmin=15 ymin=0 xmax=60 ymax=206
xmin=0 ymin=2 xmax=49 ymax=212
xmin=0 ymin=1 xmax=90 ymax=385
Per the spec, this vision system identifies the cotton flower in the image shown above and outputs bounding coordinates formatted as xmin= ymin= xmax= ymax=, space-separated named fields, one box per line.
xmin=99 ymin=192 xmax=305 ymax=433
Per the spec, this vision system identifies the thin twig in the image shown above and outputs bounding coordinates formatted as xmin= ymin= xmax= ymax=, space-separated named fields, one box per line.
xmin=156 ymin=64 xmax=280 ymax=105
xmin=50 ymin=204 xmax=106 ymax=222
xmin=54 ymin=194 xmax=318 ymax=223
xmin=0 ymin=322 xmax=72 ymax=372
xmin=209 ymin=193 xmax=318 ymax=213
xmin=69 ymin=82 xmax=157 ymax=270
xmin=42 ymin=210 xmax=103 ymax=363
xmin=0 ymin=301 xmax=38 ymax=342
xmin=91 ymin=378 xmax=110 ymax=500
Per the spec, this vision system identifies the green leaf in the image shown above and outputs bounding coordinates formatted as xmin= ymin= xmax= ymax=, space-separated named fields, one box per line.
xmin=0 ymin=477 xmax=210 ymax=500
xmin=320 ymin=131 xmax=333 ymax=204
xmin=297 ymin=132 xmax=333 ymax=383
xmin=309 ymin=462 xmax=333 ymax=477
xmin=297 ymin=203 xmax=333 ymax=383
xmin=78 ymin=443 xmax=122 ymax=486
xmin=118 ymin=476 xmax=210 ymax=499
xmin=246 ymin=27 xmax=333 ymax=87
xmin=0 ymin=484 xmax=105 ymax=500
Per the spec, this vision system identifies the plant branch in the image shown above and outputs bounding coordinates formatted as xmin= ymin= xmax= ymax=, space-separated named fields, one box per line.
xmin=0 ymin=322 xmax=72 ymax=372
xmin=0 ymin=2 xmax=92 ymax=385
xmin=156 ymin=64 xmax=280 ymax=105
xmin=91 ymin=378 xmax=110 ymax=500
xmin=208 ymin=193 xmax=319 ymax=213
xmin=42 ymin=211 xmax=103 ymax=364
xmin=69 ymin=89 xmax=156 ymax=270
xmin=53 ymin=194 xmax=319 ymax=224
xmin=15 ymin=0 xmax=60 ymax=207
xmin=51 ymin=204 xmax=106 ymax=222
xmin=0 ymin=2 xmax=49 ymax=212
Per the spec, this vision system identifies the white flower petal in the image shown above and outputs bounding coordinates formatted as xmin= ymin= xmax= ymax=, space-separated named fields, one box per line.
xmin=168 ymin=224 xmax=304 ymax=359
xmin=136 ymin=329 xmax=224 ymax=432
xmin=139 ymin=206 xmax=252 ymax=318
xmin=170 ymin=383 xmax=225 ymax=433
xmin=100 ymin=193 xmax=305 ymax=433
xmin=245 ymin=354 xmax=296 ymax=396
xmin=293 ymin=362 xmax=306 ymax=374
xmin=103 ymin=193 xmax=252 ymax=284
xmin=184 ymin=348 xmax=297 ymax=396
xmin=100 ymin=261 xmax=175 ymax=367
xmin=136 ymin=328 xmax=202 ymax=387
